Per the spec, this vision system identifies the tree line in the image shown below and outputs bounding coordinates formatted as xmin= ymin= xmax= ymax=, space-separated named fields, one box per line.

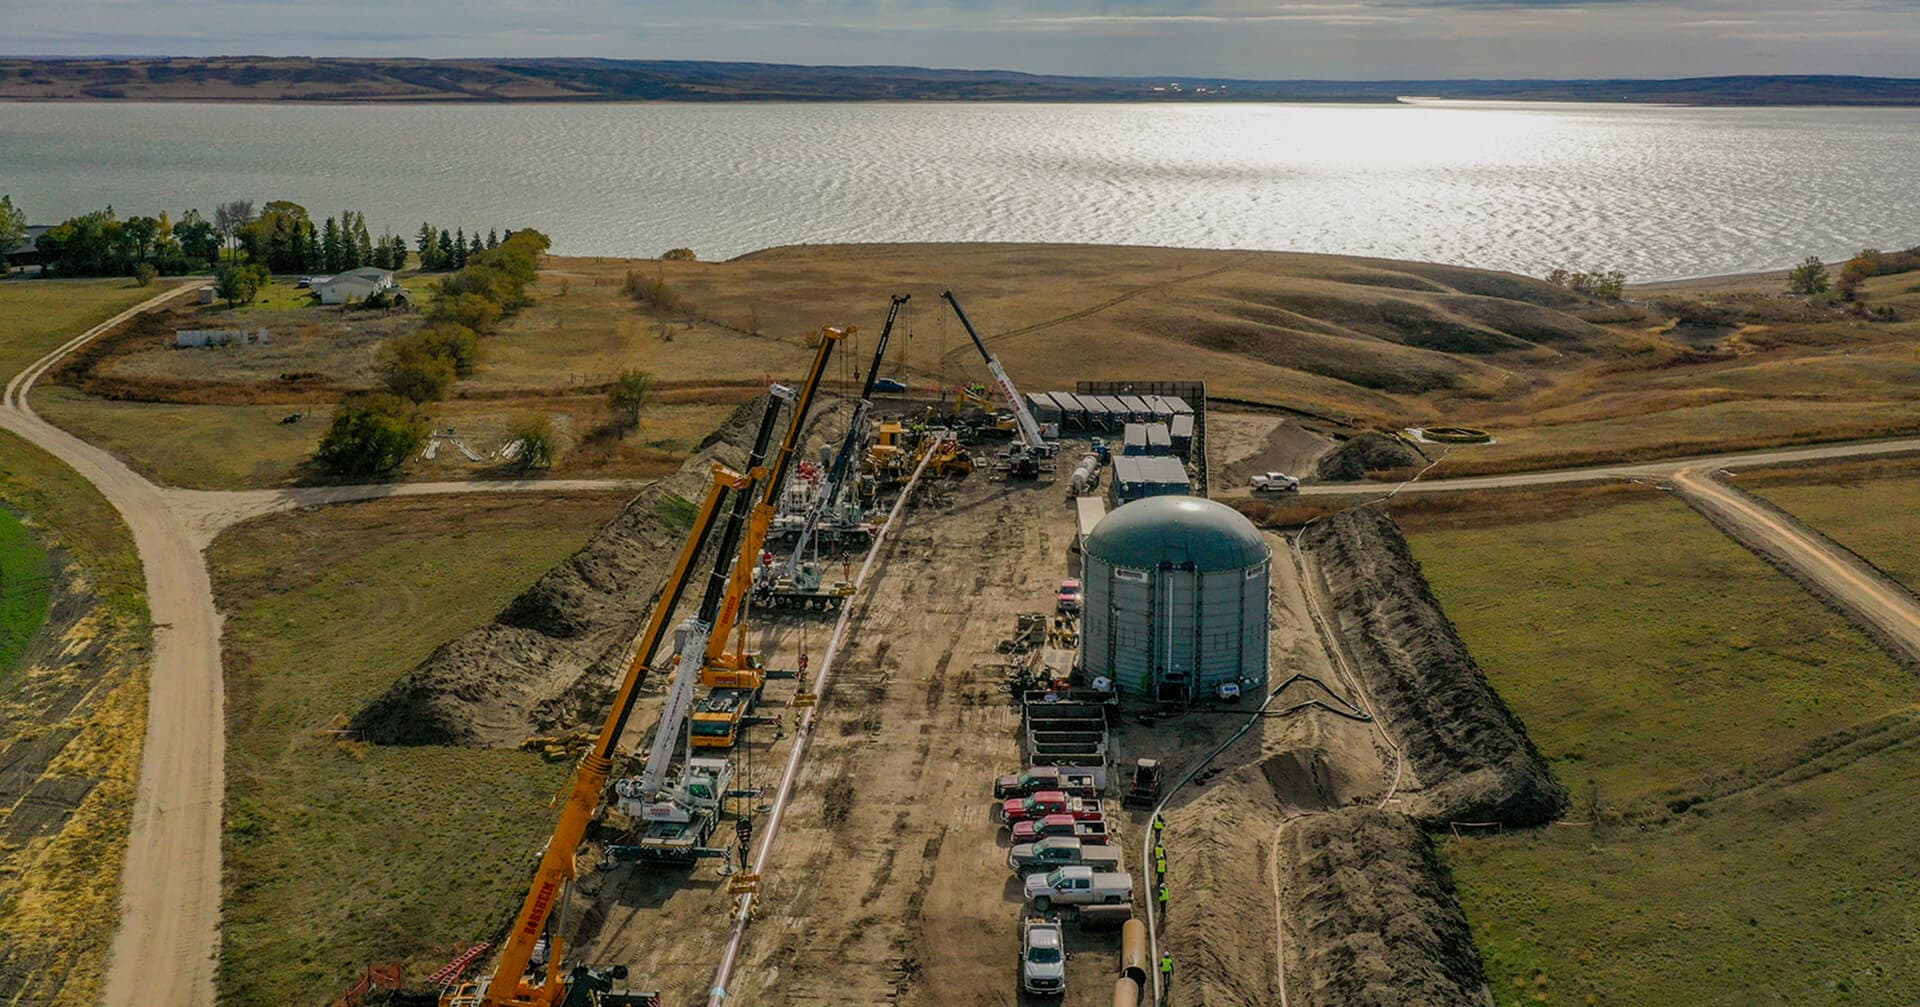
xmin=314 ymin=229 xmax=554 ymax=476
xmin=7 ymin=194 xmax=516 ymax=280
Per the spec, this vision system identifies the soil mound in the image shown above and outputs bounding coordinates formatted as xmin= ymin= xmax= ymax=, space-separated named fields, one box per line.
xmin=1279 ymin=807 xmax=1490 ymax=1006
xmin=1302 ymin=508 xmax=1565 ymax=826
xmin=351 ymin=394 xmax=849 ymax=747
xmin=1314 ymin=433 xmax=1428 ymax=482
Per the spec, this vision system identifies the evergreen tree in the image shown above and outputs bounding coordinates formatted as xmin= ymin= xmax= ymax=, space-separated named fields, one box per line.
xmin=416 ymin=222 xmax=438 ymax=270
xmin=304 ymin=224 xmax=321 ymax=272
xmin=453 ymin=227 xmax=467 ymax=268
xmin=487 ymin=228 xmax=499 ymax=249
xmin=322 ymin=216 xmax=343 ymax=273
xmin=353 ymin=212 xmax=373 ymax=267
xmin=438 ymin=229 xmax=454 ymax=269
xmin=469 ymin=234 xmax=484 ymax=261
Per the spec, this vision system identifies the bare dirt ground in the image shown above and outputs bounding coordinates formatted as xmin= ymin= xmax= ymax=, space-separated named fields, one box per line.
xmin=1208 ymin=411 xmax=1335 ymax=489
xmin=557 ymin=471 xmax=1403 ymax=1007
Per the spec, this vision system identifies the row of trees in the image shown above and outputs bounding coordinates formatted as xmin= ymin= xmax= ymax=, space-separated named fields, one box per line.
xmin=31 ymin=205 xmax=224 ymax=278
xmin=415 ymin=225 xmax=512 ymax=272
xmin=236 ymin=201 xmax=410 ymax=275
xmin=1787 ymin=246 xmax=1920 ymax=300
xmin=1545 ymin=267 xmax=1628 ymax=301
xmin=317 ymin=229 xmax=554 ymax=476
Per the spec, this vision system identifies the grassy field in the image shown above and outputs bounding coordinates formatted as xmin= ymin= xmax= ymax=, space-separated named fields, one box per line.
xmin=0 ymin=507 xmax=54 ymax=682
xmin=0 ymin=276 xmax=160 ymax=378
xmin=1740 ymin=456 xmax=1920 ymax=595
xmin=209 ymin=492 xmax=631 ymax=1004
xmin=0 ymin=428 xmax=148 ymax=1007
xmin=1408 ymin=496 xmax=1920 ymax=1005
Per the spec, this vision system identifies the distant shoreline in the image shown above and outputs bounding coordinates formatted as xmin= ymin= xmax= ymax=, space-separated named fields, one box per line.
xmin=2 ymin=58 xmax=1918 ymax=107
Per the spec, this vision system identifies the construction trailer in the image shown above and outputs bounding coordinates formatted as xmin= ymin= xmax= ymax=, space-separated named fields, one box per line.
xmin=1050 ymin=392 xmax=1089 ymax=431
xmin=1169 ymin=414 xmax=1194 ymax=460
xmin=1027 ymin=392 xmax=1063 ymax=431
xmin=1121 ymin=424 xmax=1148 ymax=457
xmin=1077 ymin=382 xmax=1206 ymax=495
xmin=1117 ymin=395 xmax=1152 ymax=422
xmin=1022 ymin=691 xmax=1113 ymax=790
xmin=1073 ymin=496 xmax=1108 ymax=554
xmin=1144 ymin=424 xmax=1172 ymax=457
xmin=1109 ymin=456 xmax=1190 ymax=505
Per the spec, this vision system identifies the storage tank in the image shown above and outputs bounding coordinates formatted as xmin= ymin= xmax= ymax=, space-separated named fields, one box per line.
xmin=1080 ymin=496 xmax=1270 ymax=702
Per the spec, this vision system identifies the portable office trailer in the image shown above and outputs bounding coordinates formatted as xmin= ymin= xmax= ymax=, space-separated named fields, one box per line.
xmin=1028 ymin=392 xmax=1062 ymax=430
xmin=1145 ymin=424 xmax=1172 ymax=456
xmin=1096 ymin=396 xmax=1130 ymax=423
xmin=1122 ymin=424 xmax=1149 ymax=457
xmin=1082 ymin=397 xmax=1117 ymax=430
xmin=1141 ymin=395 xmax=1175 ymax=422
xmin=1051 ymin=392 xmax=1088 ymax=430
xmin=1118 ymin=395 xmax=1152 ymax=421
xmin=1169 ymin=414 xmax=1195 ymax=459
xmin=1109 ymin=456 xmax=1190 ymax=505
xmin=1162 ymin=396 xmax=1194 ymax=416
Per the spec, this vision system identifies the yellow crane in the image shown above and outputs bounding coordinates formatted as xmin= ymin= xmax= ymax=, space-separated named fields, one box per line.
xmin=701 ymin=324 xmax=850 ymax=690
xmin=442 ymin=459 xmax=751 ymax=1007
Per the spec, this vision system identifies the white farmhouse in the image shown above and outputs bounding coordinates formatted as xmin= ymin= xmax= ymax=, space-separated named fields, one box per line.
xmin=312 ymin=267 xmax=400 ymax=305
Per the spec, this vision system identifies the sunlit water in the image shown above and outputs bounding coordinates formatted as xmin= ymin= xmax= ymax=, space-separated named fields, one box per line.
xmin=4 ymin=100 xmax=1918 ymax=280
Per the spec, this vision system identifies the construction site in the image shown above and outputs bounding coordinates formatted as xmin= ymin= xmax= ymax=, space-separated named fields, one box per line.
xmin=325 ymin=284 xmax=1567 ymax=1007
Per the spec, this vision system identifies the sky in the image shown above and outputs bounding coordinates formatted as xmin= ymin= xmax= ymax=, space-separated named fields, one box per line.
xmin=5 ymin=0 xmax=1919 ymax=79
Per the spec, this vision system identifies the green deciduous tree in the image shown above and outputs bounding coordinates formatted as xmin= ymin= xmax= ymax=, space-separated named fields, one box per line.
xmin=0 ymin=195 xmax=26 ymax=276
xmin=314 ymin=394 xmax=429 ymax=477
xmin=379 ymin=341 xmax=458 ymax=403
xmin=215 ymin=262 xmax=270 ymax=307
xmin=1787 ymin=256 xmax=1830 ymax=296
xmin=509 ymin=413 xmax=555 ymax=470
xmin=427 ymin=292 xmax=504 ymax=334
xmin=608 ymin=369 xmax=652 ymax=431
xmin=174 ymin=209 xmax=221 ymax=270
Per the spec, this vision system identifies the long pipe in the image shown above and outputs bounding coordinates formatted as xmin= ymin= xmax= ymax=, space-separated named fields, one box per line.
xmin=705 ymin=441 xmax=938 ymax=1006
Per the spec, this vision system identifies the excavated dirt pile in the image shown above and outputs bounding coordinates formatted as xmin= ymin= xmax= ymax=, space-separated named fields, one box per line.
xmin=1314 ymin=432 xmax=1428 ymax=482
xmin=1278 ymin=806 xmax=1490 ymax=1006
xmin=351 ymin=394 xmax=849 ymax=747
xmin=1302 ymin=508 xmax=1565 ymax=825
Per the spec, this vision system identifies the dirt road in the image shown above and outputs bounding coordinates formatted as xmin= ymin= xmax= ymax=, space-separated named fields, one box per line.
xmin=1672 ymin=468 xmax=1920 ymax=664
xmin=2 ymin=283 xmax=224 ymax=1007
xmin=0 ymin=286 xmax=649 ymax=1007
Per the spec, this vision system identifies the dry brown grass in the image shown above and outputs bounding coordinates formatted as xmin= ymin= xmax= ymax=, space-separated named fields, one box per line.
xmin=1236 ymin=481 xmax=1660 ymax=533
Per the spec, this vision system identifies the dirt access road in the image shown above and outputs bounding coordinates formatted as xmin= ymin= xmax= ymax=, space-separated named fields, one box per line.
xmin=0 ymin=285 xmax=645 ymax=1007
xmin=1672 ymin=467 xmax=1920 ymax=664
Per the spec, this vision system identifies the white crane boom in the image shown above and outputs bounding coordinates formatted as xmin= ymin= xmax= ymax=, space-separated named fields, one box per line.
xmin=941 ymin=290 xmax=1051 ymax=454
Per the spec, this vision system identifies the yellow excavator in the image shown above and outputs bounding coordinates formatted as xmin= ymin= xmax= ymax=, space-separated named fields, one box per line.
xmin=441 ymin=458 xmax=751 ymax=1007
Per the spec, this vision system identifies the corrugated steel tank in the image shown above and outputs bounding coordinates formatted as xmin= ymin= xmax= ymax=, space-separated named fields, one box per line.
xmin=1079 ymin=495 xmax=1270 ymax=700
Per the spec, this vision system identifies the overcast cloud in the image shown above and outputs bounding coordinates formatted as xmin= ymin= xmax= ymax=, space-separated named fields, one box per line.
xmin=4 ymin=0 xmax=1917 ymax=78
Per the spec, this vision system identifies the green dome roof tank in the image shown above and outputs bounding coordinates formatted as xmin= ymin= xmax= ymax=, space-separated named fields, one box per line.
xmin=1083 ymin=496 xmax=1269 ymax=573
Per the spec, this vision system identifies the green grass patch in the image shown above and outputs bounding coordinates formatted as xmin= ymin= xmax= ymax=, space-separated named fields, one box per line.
xmin=0 ymin=429 xmax=142 ymax=613
xmin=209 ymin=493 xmax=627 ymax=1004
xmin=32 ymin=387 xmax=330 ymax=490
xmin=1749 ymin=471 xmax=1920 ymax=597
xmin=0 ymin=507 xmax=53 ymax=684
xmin=0 ymin=276 xmax=157 ymax=379
xmin=1409 ymin=497 xmax=1920 ymax=1005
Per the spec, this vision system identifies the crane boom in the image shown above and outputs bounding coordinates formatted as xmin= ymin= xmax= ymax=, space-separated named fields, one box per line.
xmin=940 ymin=290 xmax=1048 ymax=452
xmin=776 ymin=295 xmax=908 ymax=585
xmin=707 ymin=325 xmax=850 ymax=669
xmin=473 ymin=459 xmax=747 ymax=1007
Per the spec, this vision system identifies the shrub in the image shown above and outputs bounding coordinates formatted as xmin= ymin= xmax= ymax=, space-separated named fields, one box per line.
xmin=408 ymin=323 xmax=481 ymax=377
xmin=132 ymin=262 xmax=157 ymax=286
xmin=661 ymin=247 xmax=697 ymax=261
xmin=379 ymin=342 xmax=458 ymax=403
xmin=607 ymin=369 xmax=652 ymax=430
xmin=1786 ymin=256 xmax=1830 ymax=296
xmin=215 ymin=262 xmax=271 ymax=307
xmin=1546 ymin=267 xmax=1627 ymax=301
xmin=426 ymin=292 xmax=504 ymax=334
xmin=313 ymin=394 xmax=428 ymax=477
xmin=509 ymin=414 xmax=555 ymax=470
xmin=623 ymin=269 xmax=681 ymax=313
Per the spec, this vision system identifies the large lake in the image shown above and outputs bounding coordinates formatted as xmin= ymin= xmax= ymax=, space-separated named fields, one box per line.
xmin=4 ymin=100 xmax=1919 ymax=280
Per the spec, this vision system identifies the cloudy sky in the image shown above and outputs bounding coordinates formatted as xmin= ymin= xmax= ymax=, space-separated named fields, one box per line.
xmin=6 ymin=0 xmax=1918 ymax=78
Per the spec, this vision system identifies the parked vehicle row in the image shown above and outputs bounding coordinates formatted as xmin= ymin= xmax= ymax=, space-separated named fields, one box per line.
xmin=993 ymin=764 xmax=1138 ymax=997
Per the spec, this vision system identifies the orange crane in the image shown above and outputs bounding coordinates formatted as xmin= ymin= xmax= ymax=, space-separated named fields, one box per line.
xmin=441 ymin=458 xmax=752 ymax=1007
xmin=701 ymin=324 xmax=850 ymax=689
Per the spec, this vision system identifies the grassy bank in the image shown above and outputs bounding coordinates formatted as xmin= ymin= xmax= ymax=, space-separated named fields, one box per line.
xmin=209 ymin=492 xmax=629 ymax=1004
xmin=0 ymin=277 xmax=159 ymax=378
xmin=0 ymin=507 xmax=54 ymax=682
xmin=1408 ymin=497 xmax=1920 ymax=1004
xmin=1738 ymin=456 xmax=1920 ymax=595
xmin=0 ymin=429 xmax=148 ymax=1007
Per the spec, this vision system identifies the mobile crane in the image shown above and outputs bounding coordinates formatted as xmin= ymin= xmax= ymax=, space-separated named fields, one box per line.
xmin=698 ymin=324 xmax=849 ymax=695
xmin=442 ymin=456 xmax=752 ymax=1007
xmin=758 ymin=295 xmax=909 ymax=609
xmin=939 ymin=290 xmax=1056 ymax=477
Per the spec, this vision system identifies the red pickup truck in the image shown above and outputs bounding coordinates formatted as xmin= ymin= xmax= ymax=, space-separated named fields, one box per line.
xmin=1012 ymin=813 xmax=1110 ymax=844
xmin=997 ymin=792 xmax=1104 ymax=826
xmin=993 ymin=767 xmax=1099 ymax=800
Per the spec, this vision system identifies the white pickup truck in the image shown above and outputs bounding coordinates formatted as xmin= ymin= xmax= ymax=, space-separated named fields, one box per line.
xmin=1250 ymin=471 xmax=1300 ymax=494
xmin=1023 ymin=865 xmax=1133 ymax=912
